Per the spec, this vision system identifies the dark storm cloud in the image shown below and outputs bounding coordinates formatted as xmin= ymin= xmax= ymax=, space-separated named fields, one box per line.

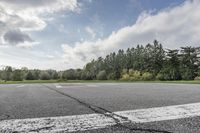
xmin=3 ymin=30 xmax=33 ymax=45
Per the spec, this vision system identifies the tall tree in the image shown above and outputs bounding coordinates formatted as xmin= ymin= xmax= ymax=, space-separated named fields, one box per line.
xmin=180 ymin=46 xmax=199 ymax=80
xmin=165 ymin=49 xmax=181 ymax=80
xmin=151 ymin=40 xmax=165 ymax=75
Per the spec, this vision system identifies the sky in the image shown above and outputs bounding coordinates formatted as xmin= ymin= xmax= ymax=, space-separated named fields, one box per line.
xmin=0 ymin=0 xmax=199 ymax=70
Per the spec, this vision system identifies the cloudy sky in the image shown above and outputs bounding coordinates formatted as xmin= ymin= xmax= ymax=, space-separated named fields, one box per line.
xmin=0 ymin=0 xmax=199 ymax=70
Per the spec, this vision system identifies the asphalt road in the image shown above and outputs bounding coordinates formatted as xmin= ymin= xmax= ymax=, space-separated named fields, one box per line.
xmin=1 ymin=83 xmax=200 ymax=132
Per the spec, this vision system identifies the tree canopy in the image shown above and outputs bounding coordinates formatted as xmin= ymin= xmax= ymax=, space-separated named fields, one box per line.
xmin=0 ymin=40 xmax=200 ymax=81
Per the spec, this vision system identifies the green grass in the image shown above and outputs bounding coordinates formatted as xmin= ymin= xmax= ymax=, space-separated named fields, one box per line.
xmin=0 ymin=79 xmax=200 ymax=84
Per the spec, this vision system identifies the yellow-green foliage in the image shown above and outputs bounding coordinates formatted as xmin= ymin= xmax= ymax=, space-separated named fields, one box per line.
xmin=129 ymin=70 xmax=141 ymax=81
xmin=121 ymin=73 xmax=130 ymax=80
xmin=194 ymin=76 xmax=200 ymax=80
xmin=121 ymin=70 xmax=154 ymax=81
xmin=121 ymin=69 xmax=128 ymax=75
xmin=142 ymin=72 xmax=154 ymax=81
xmin=121 ymin=70 xmax=141 ymax=81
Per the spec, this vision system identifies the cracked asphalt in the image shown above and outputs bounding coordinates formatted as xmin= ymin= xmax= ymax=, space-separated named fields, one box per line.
xmin=1 ymin=83 xmax=200 ymax=132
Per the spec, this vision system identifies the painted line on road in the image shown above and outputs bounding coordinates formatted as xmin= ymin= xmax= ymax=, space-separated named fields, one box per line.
xmin=17 ymin=85 xmax=25 ymax=88
xmin=86 ymin=84 xmax=98 ymax=87
xmin=55 ymin=85 xmax=63 ymax=88
xmin=1 ymin=102 xmax=200 ymax=132
xmin=55 ymin=84 xmax=88 ymax=88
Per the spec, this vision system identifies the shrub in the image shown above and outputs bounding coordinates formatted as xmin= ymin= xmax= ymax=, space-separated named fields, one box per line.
xmin=181 ymin=68 xmax=194 ymax=80
xmin=121 ymin=70 xmax=145 ymax=81
xmin=129 ymin=70 xmax=141 ymax=81
xmin=40 ymin=72 xmax=50 ymax=80
xmin=194 ymin=76 xmax=200 ymax=80
xmin=80 ymin=71 xmax=93 ymax=80
xmin=121 ymin=73 xmax=130 ymax=80
xmin=107 ymin=73 xmax=116 ymax=80
xmin=26 ymin=71 xmax=34 ymax=80
xmin=12 ymin=70 xmax=23 ymax=81
xmin=97 ymin=70 xmax=107 ymax=80
xmin=121 ymin=70 xmax=155 ymax=81
xmin=156 ymin=73 xmax=165 ymax=80
xmin=62 ymin=69 xmax=76 ymax=80
xmin=121 ymin=69 xmax=128 ymax=75
xmin=142 ymin=72 xmax=154 ymax=81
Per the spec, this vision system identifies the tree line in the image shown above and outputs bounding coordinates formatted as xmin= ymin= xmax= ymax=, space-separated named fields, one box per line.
xmin=0 ymin=40 xmax=200 ymax=81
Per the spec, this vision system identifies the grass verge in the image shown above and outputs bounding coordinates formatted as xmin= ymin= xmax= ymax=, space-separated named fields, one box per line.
xmin=0 ymin=80 xmax=200 ymax=84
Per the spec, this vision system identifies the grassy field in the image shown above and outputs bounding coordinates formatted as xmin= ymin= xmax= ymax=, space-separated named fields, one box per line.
xmin=0 ymin=80 xmax=200 ymax=84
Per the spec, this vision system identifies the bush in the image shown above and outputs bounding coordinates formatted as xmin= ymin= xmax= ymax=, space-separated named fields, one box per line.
xmin=12 ymin=70 xmax=23 ymax=81
xmin=181 ymin=68 xmax=194 ymax=80
xmin=62 ymin=69 xmax=76 ymax=80
xmin=26 ymin=71 xmax=34 ymax=80
xmin=80 ymin=71 xmax=93 ymax=80
xmin=156 ymin=73 xmax=172 ymax=81
xmin=156 ymin=73 xmax=164 ymax=80
xmin=121 ymin=69 xmax=128 ymax=75
xmin=129 ymin=70 xmax=141 ymax=81
xmin=142 ymin=72 xmax=154 ymax=81
xmin=194 ymin=76 xmax=200 ymax=80
xmin=121 ymin=70 xmax=142 ymax=81
xmin=107 ymin=73 xmax=116 ymax=80
xmin=40 ymin=72 xmax=50 ymax=80
xmin=97 ymin=70 xmax=107 ymax=80
xmin=121 ymin=73 xmax=130 ymax=80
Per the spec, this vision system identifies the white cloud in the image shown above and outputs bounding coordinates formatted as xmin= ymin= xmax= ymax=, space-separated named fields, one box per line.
xmin=62 ymin=0 xmax=200 ymax=69
xmin=45 ymin=55 xmax=55 ymax=59
xmin=0 ymin=0 xmax=79 ymax=47
xmin=0 ymin=0 xmax=78 ymax=14
xmin=85 ymin=26 xmax=96 ymax=38
xmin=16 ymin=42 xmax=40 ymax=49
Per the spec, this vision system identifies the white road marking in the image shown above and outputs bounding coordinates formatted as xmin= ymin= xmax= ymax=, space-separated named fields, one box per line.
xmin=55 ymin=84 xmax=87 ymax=88
xmin=1 ymin=102 xmax=200 ymax=132
xmin=17 ymin=85 xmax=25 ymax=88
xmin=86 ymin=84 xmax=98 ymax=87
xmin=55 ymin=85 xmax=62 ymax=88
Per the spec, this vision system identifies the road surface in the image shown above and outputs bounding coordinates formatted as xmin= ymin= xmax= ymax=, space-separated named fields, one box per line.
xmin=0 ymin=83 xmax=200 ymax=132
